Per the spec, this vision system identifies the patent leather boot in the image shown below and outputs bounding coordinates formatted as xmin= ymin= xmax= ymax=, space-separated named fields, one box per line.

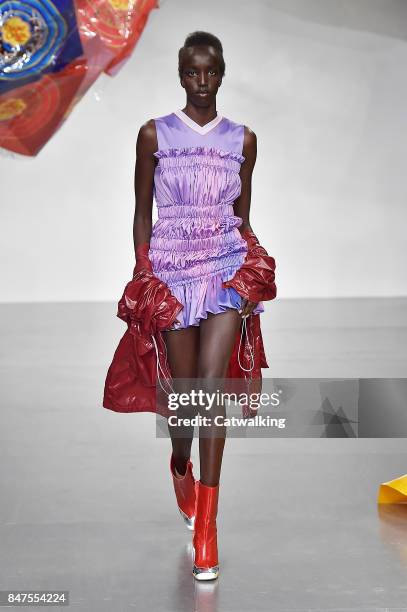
xmin=192 ymin=481 xmax=220 ymax=580
xmin=170 ymin=453 xmax=197 ymax=531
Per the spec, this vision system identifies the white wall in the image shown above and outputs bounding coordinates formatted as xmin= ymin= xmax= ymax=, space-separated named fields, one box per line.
xmin=1 ymin=0 xmax=406 ymax=302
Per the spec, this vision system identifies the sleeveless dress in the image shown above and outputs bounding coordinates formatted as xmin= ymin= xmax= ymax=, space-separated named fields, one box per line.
xmin=149 ymin=109 xmax=264 ymax=330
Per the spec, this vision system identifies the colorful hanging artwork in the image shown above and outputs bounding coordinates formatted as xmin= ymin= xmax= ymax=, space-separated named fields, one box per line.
xmin=0 ymin=0 xmax=159 ymax=155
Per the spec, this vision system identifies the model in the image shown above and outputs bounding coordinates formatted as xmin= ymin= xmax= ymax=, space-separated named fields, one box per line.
xmin=103 ymin=30 xmax=277 ymax=581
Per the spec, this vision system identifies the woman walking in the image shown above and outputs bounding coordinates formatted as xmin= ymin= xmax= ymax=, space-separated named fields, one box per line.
xmin=103 ymin=30 xmax=276 ymax=581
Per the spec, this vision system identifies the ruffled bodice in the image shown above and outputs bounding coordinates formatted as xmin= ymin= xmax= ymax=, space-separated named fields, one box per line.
xmin=151 ymin=145 xmax=248 ymax=286
xmin=153 ymin=147 xmax=244 ymax=210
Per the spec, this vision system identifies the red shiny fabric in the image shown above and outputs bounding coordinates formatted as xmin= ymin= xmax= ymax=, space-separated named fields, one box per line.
xmin=103 ymin=231 xmax=277 ymax=420
xmin=222 ymin=228 xmax=277 ymax=417
xmin=134 ymin=242 xmax=153 ymax=274
xmin=103 ymin=265 xmax=183 ymax=419
xmin=222 ymin=228 xmax=277 ymax=303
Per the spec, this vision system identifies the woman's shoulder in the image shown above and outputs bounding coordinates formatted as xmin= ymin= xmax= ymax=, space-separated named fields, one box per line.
xmin=137 ymin=112 xmax=174 ymax=141
xmin=151 ymin=111 xmax=175 ymax=125
xmin=138 ymin=113 xmax=174 ymax=132
xmin=223 ymin=115 xmax=255 ymax=136
xmin=218 ymin=115 xmax=257 ymax=159
xmin=221 ymin=114 xmax=254 ymax=142
xmin=221 ymin=114 xmax=243 ymax=128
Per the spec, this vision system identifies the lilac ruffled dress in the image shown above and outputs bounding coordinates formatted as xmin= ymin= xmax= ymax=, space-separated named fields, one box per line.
xmin=149 ymin=109 xmax=264 ymax=330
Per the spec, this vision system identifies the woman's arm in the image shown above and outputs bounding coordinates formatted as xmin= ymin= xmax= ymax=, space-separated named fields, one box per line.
xmin=234 ymin=126 xmax=257 ymax=235
xmin=233 ymin=126 xmax=259 ymax=317
xmin=132 ymin=119 xmax=157 ymax=256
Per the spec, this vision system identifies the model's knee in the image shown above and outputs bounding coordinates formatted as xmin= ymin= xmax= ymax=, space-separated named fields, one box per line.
xmin=197 ymin=366 xmax=228 ymax=381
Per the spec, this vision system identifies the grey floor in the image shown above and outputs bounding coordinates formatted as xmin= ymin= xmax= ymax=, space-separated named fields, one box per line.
xmin=1 ymin=297 xmax=407 ymax=612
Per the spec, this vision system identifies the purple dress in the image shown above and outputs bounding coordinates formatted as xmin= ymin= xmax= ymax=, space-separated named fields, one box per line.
xmin=149 ymin=109 xmax=264 ymax=330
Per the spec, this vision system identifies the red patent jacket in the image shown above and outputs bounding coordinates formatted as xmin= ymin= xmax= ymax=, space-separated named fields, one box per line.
xmin=103 ymin=229 xmax=277 ymax=419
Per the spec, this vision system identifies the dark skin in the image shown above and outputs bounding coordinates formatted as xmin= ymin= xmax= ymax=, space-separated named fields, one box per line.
xmin=133 ymin=45 xmax=259 ymax=485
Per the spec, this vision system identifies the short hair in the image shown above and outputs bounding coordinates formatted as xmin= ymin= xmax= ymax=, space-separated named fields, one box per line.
xmin=178 ymin=31 xmax=225 ymax=80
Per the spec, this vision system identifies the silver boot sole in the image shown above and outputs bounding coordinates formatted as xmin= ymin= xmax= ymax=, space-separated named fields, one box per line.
xmin=192 ymin=564 xmax=219 ymax=580
xmin=192 ymin=546 xmax=219 ymax=580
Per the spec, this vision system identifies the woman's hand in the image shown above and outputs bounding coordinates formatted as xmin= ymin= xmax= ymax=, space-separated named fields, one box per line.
xmin=238 ymin=299 xmax=258 ymax=318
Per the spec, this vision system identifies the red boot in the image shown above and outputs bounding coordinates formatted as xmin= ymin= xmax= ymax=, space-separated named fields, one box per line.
xmin=192 ymin=481 xmax=220 ymax=580
xmin=170 ymin=453 xmax=197 ymax=531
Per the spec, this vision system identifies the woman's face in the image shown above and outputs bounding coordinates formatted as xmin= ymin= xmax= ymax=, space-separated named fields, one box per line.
xmin=180 ymin=45 xmax=223 ymax=107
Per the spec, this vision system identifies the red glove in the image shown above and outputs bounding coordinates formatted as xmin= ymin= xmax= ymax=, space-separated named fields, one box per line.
xmin=134 ymin=242 xmax=153 ymax=274
xmin=223 ymin=228 xmax=277 ymax=303
xmin=118 ymin=241 xmax=183 ymax=333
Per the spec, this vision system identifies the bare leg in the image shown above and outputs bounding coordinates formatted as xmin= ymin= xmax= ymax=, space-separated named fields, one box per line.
xmin=163 ymin=326 xmax=200 ymax=475
xmin=197 ymin=310 xmax=242 ymax=486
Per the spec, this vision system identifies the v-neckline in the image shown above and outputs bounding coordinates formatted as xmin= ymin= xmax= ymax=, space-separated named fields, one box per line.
xmin=173 ymin=109 xmax=223 ymax=135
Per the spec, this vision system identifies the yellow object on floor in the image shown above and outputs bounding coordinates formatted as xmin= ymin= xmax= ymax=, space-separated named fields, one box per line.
xmin=378 ymin=474 xmax=407 ymax=503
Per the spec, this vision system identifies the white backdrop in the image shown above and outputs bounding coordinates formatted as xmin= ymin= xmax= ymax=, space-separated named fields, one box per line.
xmin=1 ymin=0 xmax=406 ymax=302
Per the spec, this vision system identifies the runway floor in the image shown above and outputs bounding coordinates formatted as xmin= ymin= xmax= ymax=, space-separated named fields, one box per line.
xmin=1 ymin=297 xmax=407 ymax=612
